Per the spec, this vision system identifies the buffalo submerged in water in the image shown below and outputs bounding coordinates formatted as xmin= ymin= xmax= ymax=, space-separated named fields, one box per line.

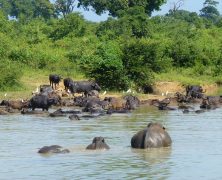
xmin=131 ymin=122 xmax=172 ymax=149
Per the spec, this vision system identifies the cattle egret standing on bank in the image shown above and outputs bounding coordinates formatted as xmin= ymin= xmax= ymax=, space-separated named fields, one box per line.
xmin=126 ymin=89 xmax=131 ymax=93
xmin=102 ymin=91 xmax=107 ymax=95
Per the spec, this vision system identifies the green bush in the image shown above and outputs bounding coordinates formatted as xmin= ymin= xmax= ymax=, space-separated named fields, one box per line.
xmin=0 ymin=60 xmax=23 ymax=90
xmin=50 ymin=13 xmax=87 ymax=40
xmin=83 ymin=41 xmax=130 ymax=90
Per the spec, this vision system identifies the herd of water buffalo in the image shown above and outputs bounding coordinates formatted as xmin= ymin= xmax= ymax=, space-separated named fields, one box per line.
xmin=1 ymin=74 xmax=222 ymax=154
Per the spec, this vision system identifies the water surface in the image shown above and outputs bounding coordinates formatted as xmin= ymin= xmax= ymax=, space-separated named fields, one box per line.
xmin=1 ymin=105 xmax=222 ymax=179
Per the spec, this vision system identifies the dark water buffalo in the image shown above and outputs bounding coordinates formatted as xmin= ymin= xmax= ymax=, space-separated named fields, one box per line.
xmin=106 ymin=109 xmax=130 ymax=114
xmin=182 ymin=109 xmax=205 ymax=114
xmin=21 ymin=109 xmax=49 ymax=115
xmin=175 ymin=92 xmax=191 ymax=103
xmin=40 ymin=85 xmax=53 ymax=94
xmin=0 ymin=100 xmax=9 ymax=106
xmin=63 ymin=78 xmax=73 ymax=91
xmin=131 ymin=122 xmax=172 ymax=149
xmin=124 ymin=95 xmax=140 ymax=110
xmin=74 ymin=96 xmax=100 ymax=107
xmin=49 ymin=108 xmax=66 ymax=117
xmin=69 ymin=81 xmax=101 ymax=96
xmin=49 ymin=74 xmax=62 ymax=89
xmin=73 ymin=96 xmax=88 ymax=107
xmin=206 ymin=96 xmax=222 ymax=105
xmin=151 ymin=98 xmax=176 ymax=110
xmin=50 ymin=108 xmax=81 ymax=117
xmin=69 ymin=114 xmax=80 ymax=120
xmin=87 ymin=90 xmax=99 ymax=98
xmin=29 ymin=94 xmax=58 ymax=111
xmin=38 ymin=145 xmax=70 ymax=154
xmin=47 ymin=91 xmax=62 ymax=105
xmin=86 ymin=137 xmax=110 ymax=150
xmin=186 ymin=85 xmax=205 ymax=98
xmin=200 ymin=96 xmax=221 ymax=109
xmin=82 ymin=97 xmax=109 ymax=113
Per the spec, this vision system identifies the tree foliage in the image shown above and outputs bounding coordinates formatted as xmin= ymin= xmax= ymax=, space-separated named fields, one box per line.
xmin=200 ymin=0 xmax=220 ymax=23
xmin=0 ymin=1 xmax=222 ymax=91
xmin=83 ymin=41 xmax=129 ymax=90
xmin=55 ymin=0 xmax=76 ymax=17
xmin=77 ymin=0 xmax=166 ymax=17
xmin=0 ymin=0 xmax=54 ymax=21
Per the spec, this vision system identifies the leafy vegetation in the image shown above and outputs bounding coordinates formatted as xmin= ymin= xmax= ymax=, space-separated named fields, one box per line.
xmin=0 ymin=0 xmax=221 ymax=92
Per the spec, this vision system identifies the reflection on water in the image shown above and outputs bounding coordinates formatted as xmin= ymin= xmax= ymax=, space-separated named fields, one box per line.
xmin=131 ymin=147 xmax=172 ymax=164
xmin=1 ymin=105 xmax=222 ymax=179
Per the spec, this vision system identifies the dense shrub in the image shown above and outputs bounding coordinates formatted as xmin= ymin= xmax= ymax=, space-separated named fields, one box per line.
xmin=83 ymin=41 xmax=130 ymax=90
xmin=0 ymin=60 xmax=23 ymax=90
xmin=0 ymin=5 xmax=222 ymax=91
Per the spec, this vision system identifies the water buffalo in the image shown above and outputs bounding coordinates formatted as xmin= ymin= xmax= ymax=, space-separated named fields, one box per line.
xmin=0 ymin=109 xmax=9 ymax=115
xmin=38 ymin=145 xmax=70 ymax=154
xmin=29 ymin=94 xmax=58 ymax=111
xmin=86 ymin=137 xmax=110 ymax=150
xmin=49 ymin=74 xmax=62 ymax=89
xmin=104 ymin=97 xmax=126 ymax=110
xmin=106 ymin=109 xmax=130 ymax=114
xmin=63 ymin=78 xmax=73 ymax=91
xmin=40 ymin=85 xmax=53 ymax=95
xmin=69 ymin=81 xmax=101 ymax=96
xmin=1 ymin=100 xmax=29 ymax=110
xmin=200 ymin=96 xmax=221 ymax=109
xmin=49 ymin=108 xmax=66 ymax=117
xmin=124 ymin=95 xmax=140 ymax=110
xmin=82 ymin=97 xmax=109 ymax=113
xmin=87 ymin=90 xmax=99 ymax=98
xmin=131 ymin=122 xmax=172 ymax=149
xmin=175 ymin=92 xmax=191 ymax=103
xmin=47 ymin=91 xmax=62 ymax=105
xmin=151 ymin=98 xmax=176 ymax=110
xmin=69 ymin=114 xmax=80 ymax=120
xmin=186 ymin=85 xmax=205 ymax=98
xmin=50 ymin=108 xmax=81 ymax=117
xmin=21 ymin=109 xmax=49 ymax=115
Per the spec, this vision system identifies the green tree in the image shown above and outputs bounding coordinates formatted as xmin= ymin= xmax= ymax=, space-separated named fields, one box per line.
xmin=83 ymin=41 xmax=129 ymax=90
xmin=200 ymin=0 xmax=220 ymax=23
xmin=49 ymin=12 xmax=86 ymax=40
xmin=33 ymin=0 xmax=55 ymax=19
xmin=77 ymin=0 xmax=166 ymax=17
xmin=96 ymin=7 xmax=153 ymax=39
xmin=166 ymin=10 xmax=204 ymax=27
xmin=55 ymin=0 xmax=76 ymax=17
xmin=9 ymin=0 xmax=34 ymax=20
xmin=0 ymin=59 xmax=23 ymax=90
xmin=1 ymin=0 xmax=54 ymax=21
xmin=0 ymin=0 xmax=12 ymax=18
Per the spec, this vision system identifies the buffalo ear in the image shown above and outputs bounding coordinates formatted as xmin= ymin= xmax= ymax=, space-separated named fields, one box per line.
xmin=147 ymin=122 xmax=153 ymax=127
xmin=92 ymin=137 xmax=97 ymax=143
xmin=91 ymin=83 xmax=96 ymax=88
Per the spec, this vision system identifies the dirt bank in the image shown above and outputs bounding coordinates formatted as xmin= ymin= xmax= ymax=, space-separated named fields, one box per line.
xmin=152 ymin=81 xmax=219 ymax=96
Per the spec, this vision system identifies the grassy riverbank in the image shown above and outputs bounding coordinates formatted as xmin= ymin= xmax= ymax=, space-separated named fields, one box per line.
xmin=1 ymin=67 xmax=221 ymax=100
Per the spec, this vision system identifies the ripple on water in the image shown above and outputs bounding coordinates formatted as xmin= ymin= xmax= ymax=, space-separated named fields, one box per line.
xmin=1 ymin=106 xmax=222 ymax=179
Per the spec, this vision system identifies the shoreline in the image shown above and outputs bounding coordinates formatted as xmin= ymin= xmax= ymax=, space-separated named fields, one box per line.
xmin=0 ymin=81 xmax=220 ymax=101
